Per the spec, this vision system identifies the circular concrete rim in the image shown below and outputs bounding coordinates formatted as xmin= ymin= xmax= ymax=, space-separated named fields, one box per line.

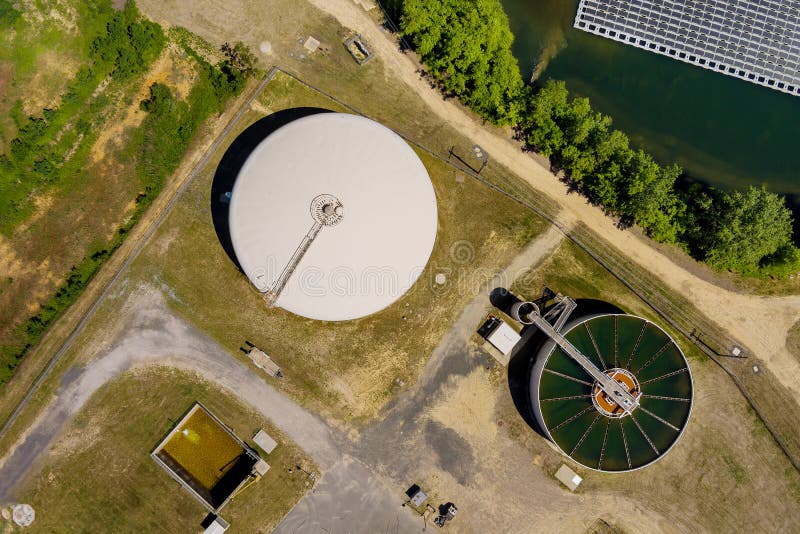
xmin=228 ymin=113 xmax=438 ymax=321
xmin=530 ymin=313 xmax=694 ymax=473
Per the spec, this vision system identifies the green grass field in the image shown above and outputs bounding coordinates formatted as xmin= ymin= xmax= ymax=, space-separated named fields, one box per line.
xmin=12 ymin=367 xmax=316 ymax=533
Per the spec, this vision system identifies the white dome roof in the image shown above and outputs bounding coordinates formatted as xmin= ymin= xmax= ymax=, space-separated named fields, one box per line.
xmin=229 ymin=113 xmax=438 ymax=321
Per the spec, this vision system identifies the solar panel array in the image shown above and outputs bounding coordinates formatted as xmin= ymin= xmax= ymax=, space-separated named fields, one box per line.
xmin=574 ymin=0 xmax=800 ymax=96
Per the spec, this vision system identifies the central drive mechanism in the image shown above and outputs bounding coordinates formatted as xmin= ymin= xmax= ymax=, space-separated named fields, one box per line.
xmin=591 ymin=368 xmax=641 ymax=418
xmin=310 ymin=194 xmax=344 ymax=226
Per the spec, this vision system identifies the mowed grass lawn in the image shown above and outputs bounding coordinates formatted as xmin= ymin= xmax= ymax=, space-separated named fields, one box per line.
xmin=128 ymin=71 xmax=547 ymax=423
xmin=14 ymin=367 xmax=316 ymax=533
xmin=505 ymin=239 xmax=800 ymax=529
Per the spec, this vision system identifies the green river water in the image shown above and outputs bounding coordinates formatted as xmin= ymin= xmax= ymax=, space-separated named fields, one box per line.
xmin=500 ymin=0 xmax=800 ymax=197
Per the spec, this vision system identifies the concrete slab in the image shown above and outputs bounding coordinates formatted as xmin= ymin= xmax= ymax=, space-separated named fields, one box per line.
xmin=254 ymin=428 xmax=278 ymax=453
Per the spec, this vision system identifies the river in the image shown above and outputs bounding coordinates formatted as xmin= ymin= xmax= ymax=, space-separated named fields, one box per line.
xmin=500 ymin=0 xmax=800 ymax=198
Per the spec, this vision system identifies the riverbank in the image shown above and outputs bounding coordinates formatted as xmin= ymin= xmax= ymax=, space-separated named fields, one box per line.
xmin=501 ymin=0 xmax=800 ymax=199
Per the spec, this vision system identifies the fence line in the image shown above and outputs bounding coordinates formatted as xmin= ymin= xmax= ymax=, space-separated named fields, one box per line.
xmin=274 ymin=50 xmax=800 ymax=471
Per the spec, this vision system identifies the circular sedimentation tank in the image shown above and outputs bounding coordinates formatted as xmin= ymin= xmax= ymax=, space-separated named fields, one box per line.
xmin=530 ymin=313 xmax=693 ymax=472
xmin=228 ymin=113 xmax=438 ymax=321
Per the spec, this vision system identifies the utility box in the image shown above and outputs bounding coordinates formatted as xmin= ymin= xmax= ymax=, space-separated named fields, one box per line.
xmin=555 ymin=464 xmax=583 ymax=492
xmin=478 ymin=315 xmax=521 ymax=365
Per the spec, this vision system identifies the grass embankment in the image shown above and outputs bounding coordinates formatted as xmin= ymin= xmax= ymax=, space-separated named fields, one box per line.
xmin=0 ymin=1 xmax=248 ymax=387
xmin=503 ymin=239 xmax=800 ymax=530
xmin=127 ymin=70 xmax=546 ymax=423
xmin=12 ymin=367 xmax=316 ymax=532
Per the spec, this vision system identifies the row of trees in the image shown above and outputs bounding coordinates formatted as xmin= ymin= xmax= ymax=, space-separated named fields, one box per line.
xmin=399 ymin=0 xmax=796 ymax=274
xmin=134 ymin=41 xmax=252 ymax=201
xmin=520 ymin=81 xmax=794 ymax=271
xmin=400 ymin=0 xmax=524 ymax=124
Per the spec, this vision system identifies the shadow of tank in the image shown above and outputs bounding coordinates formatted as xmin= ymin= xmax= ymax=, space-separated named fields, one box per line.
xmin=210 ymin=107 xmax=334 ymax=270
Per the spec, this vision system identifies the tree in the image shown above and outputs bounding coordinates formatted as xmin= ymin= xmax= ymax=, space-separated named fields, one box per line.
xmin=619 ymin=153 xmax=682 ymax=242
xmin=519 ymin=80 xmax=569 ymax=156
xmin=221 ymin=41 xmax=258 ymax=77
xmin=139 ymin=83 xmax=175 ymax=114
xmin=699 ymin=186 xmax=793 ymax=270
xmin=400 ymin=0 xmax=524 ymax=124
xmin=0 ymin=0 xmax=20 ymax=26
xmin=90 ymin=1 xmax=164 ymax=79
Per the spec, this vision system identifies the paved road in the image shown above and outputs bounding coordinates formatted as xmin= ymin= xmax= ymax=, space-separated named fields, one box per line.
xmin=0 ymin=287 xmax=443 ymax=532
xmin=280 ymin=227 xmax=566 ymax=531
xmin=275 ymin=456 xmax=425 ymax=534
xmin=0 ymin=226 xmax=566 ymax=531
xmin=0 ymin=288 xmax=340 ymax=500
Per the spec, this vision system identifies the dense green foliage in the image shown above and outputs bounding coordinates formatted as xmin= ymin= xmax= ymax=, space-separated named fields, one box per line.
xmin=90 ymin=1 xmax=164 ymax=80
xmin=521 ymin=79 xmax=796 ymax=271
xmin=0 ymin=0 xmax=20 ymax=26
xmin=398 ymin=0 xmax=797 ymax=275
xmin=0 ymin=1 xmax=165 ymax=231
xmin=133 ymin=56 xmax=245 ymax=201
xmin=681 ymin=185 xmax=794 ymax=271
xmin=221 ymin=41 xmax=258 ymax=78
xmin=400 ymin=0 xmax=523 ymax=124
xmin=520 ymin=80 xmax=684 ymax=243
xmin=0 ymin=7 xmax=250 ymax=385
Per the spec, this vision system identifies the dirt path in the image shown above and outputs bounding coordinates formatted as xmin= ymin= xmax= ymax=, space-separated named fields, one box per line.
xmin=307 ymin=0 xmax=800 ymax=399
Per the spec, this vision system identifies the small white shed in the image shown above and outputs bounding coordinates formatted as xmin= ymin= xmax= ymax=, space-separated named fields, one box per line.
xmin=486 ymin=321 xmax=521 ymax=355
xmin=555 ymin=464 xmax=583 ymax=492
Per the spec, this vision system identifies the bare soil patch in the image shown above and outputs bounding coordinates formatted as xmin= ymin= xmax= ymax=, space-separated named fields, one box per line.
xmin=91 ymin=44 xmax=197 ymax=164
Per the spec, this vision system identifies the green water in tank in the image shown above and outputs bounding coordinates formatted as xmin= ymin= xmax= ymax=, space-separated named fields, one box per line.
xmin=539 ymin=315 xmax=692 ymax=471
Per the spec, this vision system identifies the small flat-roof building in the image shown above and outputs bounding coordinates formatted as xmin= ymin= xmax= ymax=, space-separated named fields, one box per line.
xmin=486 ymin=320 xmax=522 ymax=356
xmin=555 ymin=464 xmax=583 ymax=492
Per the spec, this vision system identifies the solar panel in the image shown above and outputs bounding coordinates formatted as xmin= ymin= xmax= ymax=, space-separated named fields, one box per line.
xmin=575 ymin=0 xmax=800 ymax=95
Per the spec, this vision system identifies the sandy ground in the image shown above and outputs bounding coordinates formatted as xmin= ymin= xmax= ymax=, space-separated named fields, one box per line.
xmin=307 ymin=0 xmax=800 ymax=401
xmin=349 ymin=225 xmax=689 ymax=533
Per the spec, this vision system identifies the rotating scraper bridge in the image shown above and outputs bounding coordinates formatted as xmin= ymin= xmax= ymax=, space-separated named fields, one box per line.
xmin=516 ymin=297 xmax=693 ymax=472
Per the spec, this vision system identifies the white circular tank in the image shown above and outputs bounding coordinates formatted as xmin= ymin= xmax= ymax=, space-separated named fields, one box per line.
xmin=229 ymin=113 xmax=438 ymax=321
